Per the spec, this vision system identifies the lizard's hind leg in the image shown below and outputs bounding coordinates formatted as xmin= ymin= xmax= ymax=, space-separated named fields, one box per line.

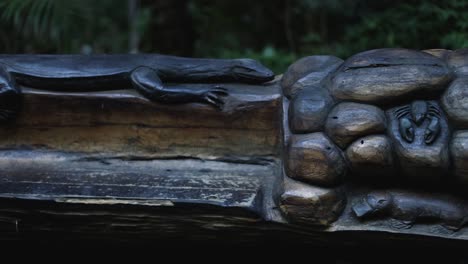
xmin=0 ymin=66 xmax=21 ymax=122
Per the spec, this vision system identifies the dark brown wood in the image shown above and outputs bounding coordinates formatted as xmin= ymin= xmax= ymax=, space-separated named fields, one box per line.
xmin=2 ymin=49 xmax=468 ymax=245
xmin=0 ymin=80 xmax=285 ymax=240
xmin=282 ymin=48 xmax=468 ymax=241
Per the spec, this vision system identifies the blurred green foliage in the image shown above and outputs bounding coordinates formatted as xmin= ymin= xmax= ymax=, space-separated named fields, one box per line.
xmin=0 ymin=0 xmax=467 ymax=73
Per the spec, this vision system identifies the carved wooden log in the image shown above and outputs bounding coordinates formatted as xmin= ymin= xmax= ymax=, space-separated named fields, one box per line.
xmin=1 ymin=49 xmax=468 ymax=245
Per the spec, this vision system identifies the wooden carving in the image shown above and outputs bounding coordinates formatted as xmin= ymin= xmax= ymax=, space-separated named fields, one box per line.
xmin=282 ymin=48 xmax=468 ymax=240
xmin=0 ymin=54 xmax=274 ymax=118
xmin=0 ymin=49 xmax=468 ymax=244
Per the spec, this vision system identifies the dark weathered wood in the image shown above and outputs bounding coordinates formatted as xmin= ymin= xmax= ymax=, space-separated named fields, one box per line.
xmin=285 ymin=133 xmax=345 ymax=186
xmin=325 ymin=102 xmax=386 ymax=148
xmin=0 ymin=80 xmax=286 ymax=241
xmin=281 ymin=55 xmax=343 ymax=99
xmin=0 ymin=54 xmax=274 ymax=118
xmin=0 ymin=150 xmax=277 ymax=208
xmin=288 ymin=86 xmax=334 ymax=133
xmin=281 ymin=48 xmax=468 ymax=242
xmin=2 ymin=49 xmax=468 ymax=245
xmin=329 ymin=48 xmax=453 ymax=104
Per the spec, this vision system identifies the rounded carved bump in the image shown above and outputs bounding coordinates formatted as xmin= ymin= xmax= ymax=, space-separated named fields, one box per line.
xmin=325 ymin=102 xmax=387 ymax=149
xmin=281 ymin=55 xmax=343 ymax=99
xmin=286 ymin=133 xmax=346 ymax=186
xmin=329 ymin=48 xmax=453 ymax=104
xmin=441 ymin=78 xmax=468 ymax=128
xmin=447 ymin=48 xmax=468 ymax=77
xmin=346 ymin=135 xmax=394 ymax=178
xmin=280 ymin=177 xmax=346 ymax=226
xmin=288 ymin=87 xmax=334 ymax=133
xmin=451 ymin=131 xmax=468 ymax=184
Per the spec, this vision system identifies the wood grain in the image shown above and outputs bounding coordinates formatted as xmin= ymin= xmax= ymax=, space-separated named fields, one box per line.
xmin=0 ymin=83 xmax=281 ymax=159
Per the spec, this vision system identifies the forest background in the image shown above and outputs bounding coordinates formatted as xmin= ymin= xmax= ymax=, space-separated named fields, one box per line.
xmin=0 ymin=0 xmax=466 ymax=73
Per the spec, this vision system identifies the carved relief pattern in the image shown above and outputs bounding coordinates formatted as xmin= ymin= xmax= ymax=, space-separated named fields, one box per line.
xmin=0 ymin=49 xmax=467 ymax=240
xmin=280 ymin=48 xmax=468 ymax=234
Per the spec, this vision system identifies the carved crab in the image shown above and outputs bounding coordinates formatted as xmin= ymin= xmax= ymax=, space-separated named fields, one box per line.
xmin=279 ymin=48 xmax=468 ymax=226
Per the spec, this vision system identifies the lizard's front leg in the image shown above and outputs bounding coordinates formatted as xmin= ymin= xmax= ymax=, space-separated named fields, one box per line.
xmin=130 ymin=66 xmax=228 ymax=109
xmin=0 ymin=66 xmax=21 ymax=122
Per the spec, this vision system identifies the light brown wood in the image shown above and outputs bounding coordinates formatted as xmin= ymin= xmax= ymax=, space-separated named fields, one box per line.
xmin=0 ymin=83 xmax=281 ymax=159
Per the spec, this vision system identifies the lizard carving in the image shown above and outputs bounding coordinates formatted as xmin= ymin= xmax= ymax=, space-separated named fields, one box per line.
xmin=0 ymin=54 xmax=275 ymax=120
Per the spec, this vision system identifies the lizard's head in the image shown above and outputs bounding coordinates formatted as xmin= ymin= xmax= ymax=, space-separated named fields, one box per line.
xmin=352 ymin=191 xmax=393 ymax=218
xmin=231 ymin=59 xmax=275 ymax=83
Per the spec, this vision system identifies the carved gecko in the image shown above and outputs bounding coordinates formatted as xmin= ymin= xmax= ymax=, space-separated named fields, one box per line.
xmin=0 ymin=54 xmax=275 ymax=120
